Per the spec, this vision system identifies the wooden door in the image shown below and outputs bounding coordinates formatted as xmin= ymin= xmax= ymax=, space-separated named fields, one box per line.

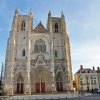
xmin=36 ymin=83 xmax=40 ymax=93
xmin=17 ymin=83 xmax=19 ymax=93
xmin=21 ymin=83 xmax=23 ymax=93
xmin=56 ymin=82 xmax=63 ymax=92
xmin=36 ymin=82 xmax=45 ymax=93
xmin=41 ymin=82 xmax=45 ymax=92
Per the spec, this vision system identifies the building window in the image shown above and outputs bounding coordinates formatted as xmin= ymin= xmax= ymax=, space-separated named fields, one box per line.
xmin=34 ymin=39 xmax=46 ymax=53
xmin=80 ymin=81 xmax=83 ymax=85
xmin=87 ymin=71 xmax=90 ymax=73
xmin=21 ymin=21 xmax=25 ymax=31
xmin=55 ymin=50 xmax=57 ymax=57
xmin=91 ymin=80 xmax=93 ymax=85
xmin=22 ymin=49 xmax=25 ymax=57
xmin=55 ymin=23 xmax=58 ymax=33
xmin=94 ymin=80 xmax=96 ymax=85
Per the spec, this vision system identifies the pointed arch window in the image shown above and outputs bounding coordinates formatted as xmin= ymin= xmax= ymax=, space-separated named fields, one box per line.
xmin=55 ymin=23 xmax=59 ymax=33
xmin=21 ymin=21 xmax=25 ymax=31
xmin=22 ymin=49 xmax=25 ymax=57
xmin=34 ymin=39 xmax=46 ymax=53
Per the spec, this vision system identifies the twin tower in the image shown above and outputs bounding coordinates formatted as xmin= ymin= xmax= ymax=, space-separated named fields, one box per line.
xmin=4 ymin=9 xmax=73 ymax=95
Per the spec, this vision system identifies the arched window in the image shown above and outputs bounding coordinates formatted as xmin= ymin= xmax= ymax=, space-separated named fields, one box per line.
xmin=34 ymin=39 xmax=46 ymax=53
xmin=22 ymin=49 xmax=25 ymax=57
xmin=55 ymin=50 xmax=57 ymax=57
xmin=55 ymin=23 xmax=58 ymax=33
xmin=21 ymin=21 xmax=25 ymax=31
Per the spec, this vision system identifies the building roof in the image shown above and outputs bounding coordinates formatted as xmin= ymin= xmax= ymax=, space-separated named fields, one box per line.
xmin=75 ymin=65 xmax=100 ymax=75
xmin=33 ymin=21 xmax=47 ymax=33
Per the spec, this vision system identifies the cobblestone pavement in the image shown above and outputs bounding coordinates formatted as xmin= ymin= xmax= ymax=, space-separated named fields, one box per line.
xmin=1 ymin=94 xmax=100 ymax=100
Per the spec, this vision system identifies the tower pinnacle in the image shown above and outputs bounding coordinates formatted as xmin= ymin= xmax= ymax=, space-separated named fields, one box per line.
xmin=48 ymin=10 xmax=51 ymax=17
xmin=30 ymin=8 xmax=33 ymax=17
xmin=15 ymin=8 xmax=18 ymax=16
xmin=61 ymin=11 xmax=64 ymax=18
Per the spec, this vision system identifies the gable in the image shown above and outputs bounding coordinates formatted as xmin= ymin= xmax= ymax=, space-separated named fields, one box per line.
xmin=36 ymin=54 xmax=45 ymax=66
xmin=34 ymin=21 xmax=47 ymax=33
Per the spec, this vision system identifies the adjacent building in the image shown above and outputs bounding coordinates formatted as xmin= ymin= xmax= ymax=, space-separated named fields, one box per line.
xmin=74 ymin=65 xmax=100 ymax=92
xmin=4 ymin=9 xmax=73 ymax=95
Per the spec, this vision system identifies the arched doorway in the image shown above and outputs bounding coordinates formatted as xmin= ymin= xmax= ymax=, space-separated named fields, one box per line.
xmin=31 ymin=66 xmax=52 ymax=93
xmin=56 ymin=72 xmax=63 ymax=92
xmin=16 ymin=75 xmax=24 ymax=93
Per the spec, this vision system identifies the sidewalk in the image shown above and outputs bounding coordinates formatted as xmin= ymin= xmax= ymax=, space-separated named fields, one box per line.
xmin=4 ymin=93 xmax=80 ymax=100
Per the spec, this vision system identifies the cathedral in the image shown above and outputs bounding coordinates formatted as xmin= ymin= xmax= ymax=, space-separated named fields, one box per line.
xmin=4 ymin=9 xmax=73 ymax=95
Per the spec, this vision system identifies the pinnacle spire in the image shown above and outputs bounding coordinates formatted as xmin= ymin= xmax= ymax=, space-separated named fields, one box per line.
xmin=48 ymin=10 xmax=51 ymax=17
xmin=15 ymin=8 xmax=18 ymax=15
xmin=30 ymin=8 xmax=32 ymax=17
xmin=61 ymin=11 xmax=64 ymax=17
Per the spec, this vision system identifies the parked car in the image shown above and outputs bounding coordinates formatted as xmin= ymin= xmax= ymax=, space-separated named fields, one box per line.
xmin=93 ymin=88 xmax=98 ymax=93
xmin=97 ymin=89 xmax=100 ymax=94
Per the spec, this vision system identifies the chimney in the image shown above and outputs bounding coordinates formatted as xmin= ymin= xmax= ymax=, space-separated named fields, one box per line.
xmin=97 ymin=67 xmax=100 ymax=70
xmin=93 ymin=66 xmax=95 ymax=70
xmin=80 ymin=65 xmax=83 ymax=69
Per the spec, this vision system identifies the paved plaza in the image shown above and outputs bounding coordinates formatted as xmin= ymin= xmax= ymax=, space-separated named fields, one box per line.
xmin=68 ymin=95 xmax=100 ymax=100
xmin=0 ymin=93 xmax=100 ymax=100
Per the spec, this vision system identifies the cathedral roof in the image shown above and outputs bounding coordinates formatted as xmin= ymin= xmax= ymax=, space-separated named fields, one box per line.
xmin=33 ymin=21 xmax=47 ymax=33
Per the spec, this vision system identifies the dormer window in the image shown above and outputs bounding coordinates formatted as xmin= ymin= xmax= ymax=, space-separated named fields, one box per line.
xmin=21 ymin=21 xmax=25 ymax=31
xmin=55 ymin=23 xmax=58 ymax=33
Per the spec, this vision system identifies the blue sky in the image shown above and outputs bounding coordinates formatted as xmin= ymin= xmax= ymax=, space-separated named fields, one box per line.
xmin=0 ymin=0 xmax=100 ymax=75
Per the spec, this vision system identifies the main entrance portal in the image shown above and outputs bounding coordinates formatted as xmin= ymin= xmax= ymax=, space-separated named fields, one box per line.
xmin=36 ymin=82 xmax=45 ymax=93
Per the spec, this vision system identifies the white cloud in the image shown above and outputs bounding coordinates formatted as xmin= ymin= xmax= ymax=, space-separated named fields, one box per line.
xmin=71 ymin=41 xmax=100 ymax=74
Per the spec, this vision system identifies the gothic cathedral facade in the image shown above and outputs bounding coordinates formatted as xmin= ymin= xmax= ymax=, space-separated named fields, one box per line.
xmin=4 ymin=9 xmax=73 ymax=95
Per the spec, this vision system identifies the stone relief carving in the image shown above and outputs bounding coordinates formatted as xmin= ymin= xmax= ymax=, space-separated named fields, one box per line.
xmin=55 ymin=64 xmax=65 ymax=72
xmin=14 ymin=63 xmax=26 ymax=71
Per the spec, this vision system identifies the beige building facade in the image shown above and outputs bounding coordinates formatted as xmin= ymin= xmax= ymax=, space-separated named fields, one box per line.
xmin=4 ymin=9 xmax=73 ymax=95
xmin=74 ymin=65 xmax=100 ymax=92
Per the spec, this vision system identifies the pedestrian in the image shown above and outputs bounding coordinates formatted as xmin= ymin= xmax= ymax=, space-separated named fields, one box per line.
xmin=92 ymin=88 xmax=94 ymax=95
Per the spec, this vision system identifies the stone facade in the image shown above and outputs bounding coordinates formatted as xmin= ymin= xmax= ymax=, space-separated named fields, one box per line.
xmin=74 ymin=65 xmax=100 ymax=92
xmin=4 ymin=9 xmax=73 ymax=95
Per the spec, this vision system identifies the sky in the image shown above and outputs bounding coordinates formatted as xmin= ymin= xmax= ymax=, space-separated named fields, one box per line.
xmin=0 ymin=0 xmax=100 ymax=75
